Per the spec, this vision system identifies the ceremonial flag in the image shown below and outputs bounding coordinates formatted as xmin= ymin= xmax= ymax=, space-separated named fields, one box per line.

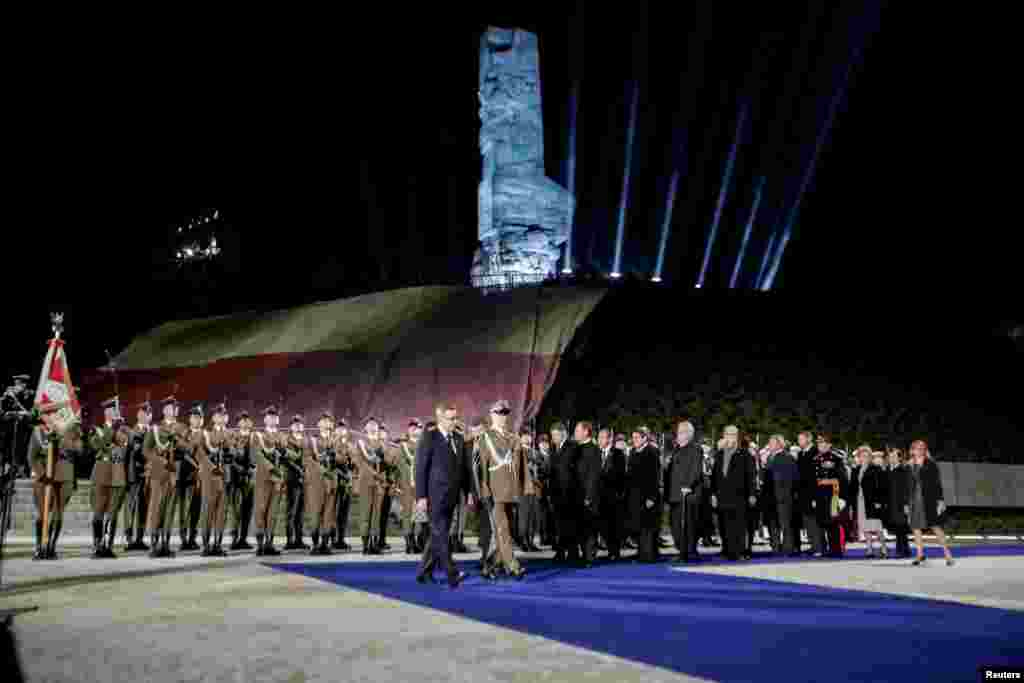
xmin=35 ymin=336 xmax=81 ymax=424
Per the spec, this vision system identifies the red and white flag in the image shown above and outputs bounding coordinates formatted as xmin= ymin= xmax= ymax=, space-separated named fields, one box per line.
xmin=34 ymin=338 xmax=81 ymax=424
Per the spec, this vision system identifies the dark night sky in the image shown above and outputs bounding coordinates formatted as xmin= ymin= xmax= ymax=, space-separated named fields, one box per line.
xmin=6 ymin=3 xmax=1018 ymax=382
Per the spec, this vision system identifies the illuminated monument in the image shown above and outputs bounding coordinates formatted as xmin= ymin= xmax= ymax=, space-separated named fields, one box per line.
xmin=473 ymin=27 xmax=575 ymax=284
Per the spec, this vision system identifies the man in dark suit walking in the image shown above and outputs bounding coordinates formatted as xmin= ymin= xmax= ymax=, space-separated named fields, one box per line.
xmin=711 ymin=425 xmax=756 ymax=561
xmin=549 ymin=423 xmax=577 ymax=563
xmin=574 ymin=421 xmax=602 ymax=567
xmin=415 ymin=401 xmax=472 ymax=588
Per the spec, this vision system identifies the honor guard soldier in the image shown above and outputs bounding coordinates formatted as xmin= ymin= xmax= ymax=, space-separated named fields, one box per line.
xmin=123 ymin=401 xmax=152 ymax=551
xmin=144 ymin=396 xmax=187 ymax=557
xmin=376 ymin=424 xmax=400 ymax=551
xmin=355 ymin=417 xmax=388 ymax=554
xmin=283 ymin=414 xmax=309 ymax=550
xmin=309 ymin=413 xmax=340 ymax=555
xmin=28 ymin=405 xmax=83 ymax=560
xmin=475 ymin=400 xmax=529 ymax=579
xmin=518 ymin=429 xmax=543 ymax=552
xmin=199 ymin=403 xmax=231 ymax=556
xmin=812 ymin=433 xmax=849 ymax=558
xmin=253 ymin=405 xmax=286 ymax=555
xmin=88 ymin=397 xmax=131 ymax=558
xmin=3 ymin=374 xmax=35 ymax=478
xmin=332 ymin=418 xmax=354 ymax=550
xmin=176 ymin=403 xmax=206 ymax=551
xmin=399 ymin=420 xmax=425 ymax=554
xmin=228 ymin=411 xmax=256 ymax=550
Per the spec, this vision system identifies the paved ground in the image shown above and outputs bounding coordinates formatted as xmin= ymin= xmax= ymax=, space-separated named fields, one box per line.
xmin=2 ymin=539 xmax=1022 ymax=682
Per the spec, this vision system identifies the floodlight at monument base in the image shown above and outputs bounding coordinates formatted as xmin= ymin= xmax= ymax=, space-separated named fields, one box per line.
xmin=610 ymin=272 xmax=621 ymax=279
xmin=651 ymin=276 xmax=662 ymax=283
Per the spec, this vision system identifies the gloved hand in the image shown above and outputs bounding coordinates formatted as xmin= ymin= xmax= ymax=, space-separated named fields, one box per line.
xmin=645 ymin=499 xmax=654 ymax=509
xmin=748 ymin=496 xmax=757 ymax=507
xmin=682 ymin=487 xmax=692 ymax=495
xmin=903 ymin=504 xmax=910 ymax=517
xmin=838 ymin=499 xmax=847 ymax=511
xmin=811 ymin=500 xmax=816 ymax=509
xmin=711 ymin=495 xmax=718 ymax=509
xmin=937 ymin=500 xmax=946 ymax=515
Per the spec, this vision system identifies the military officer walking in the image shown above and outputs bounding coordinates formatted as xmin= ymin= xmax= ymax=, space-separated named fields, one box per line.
xmin=28 ymin=405 xmax=82 ymax=560
xmin=476 ymin=400 xmax=529 ymax=579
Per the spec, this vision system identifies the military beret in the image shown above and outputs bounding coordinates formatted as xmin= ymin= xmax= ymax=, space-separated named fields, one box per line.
xmin=378 ymin=424 xmax=390 ymax=433
xmin=319 ymin=412 xmax=335 ymax=422
xmin=724 ymin=425 xmax=739 ymax=436
xmin=550 ymin=422 xmax=567 ymax=433
xmin=363 ymin=416 xmax=379 ymax=427
xmin=490 ymin=399 xmax=511 ymax=414
xmin=162 ymin=396 xmax=180 ymax=408
xmin=212 ymin=403 xmax=228 ymax=415
xmin=408 ymin=419 xmax=424 ymax=429
xmin=291 ymin=414 xmax=304 ymax=424
xmin=263 ymin=405 xmax=279 ymax=416
xmin=188 ymin=403 xmax=204 ymax=417
xmin=337 ymin=417 xmax=347 ymax=427
xmin=424 ymin=421 xmax=437 ymax=430
xmin=237 ymin=411 xmax=251 ymax=421
xmin=137 ymin=401 xmax=153 ymax=414
xmin=101 ymin=397 xmax=118 ymax=409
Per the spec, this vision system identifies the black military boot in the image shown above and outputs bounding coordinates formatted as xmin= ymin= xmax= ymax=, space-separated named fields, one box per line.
xmin=132 ymin=525 xmax=149 ymax=551
xmin=104 ymin=519 xmax=119 ymax=559
xmin=320 ymin=532 xmax=333 ymax=555
xmin=32 ymin=520 xmax=44 ymax=561
xmin=92 ymin=519 xmax=105 ymax=558
xmin=362 ymin=536 xmax=371 ymax=555
xmin=310 ymin=530 xmax=320 ymax=555
xmin=255 ymin=533 xmax=265 ymax=556
xmin=46 ymin=519 xmax=61 ymax=560
xmin=149 ymin=532 xmax=161 ymax=558
xmin=201 ymin=529 xmax=213 ymax=557
xmin=404 ymin=533 xmax=414 ymax=554
xmin=263 ymin=530 xmax=280 ymax=556
xmin=187 ymin=526 xmax=201 ymax=551
xmin=213 ymin=530 xmax=227 ymax=556
xmin=239 ymin=514 xmax=253 ymax=550
xmin=162 ymin=530 xmax=176 ymax=558
xmin=230 ymin=528 xmax=242 ymax=551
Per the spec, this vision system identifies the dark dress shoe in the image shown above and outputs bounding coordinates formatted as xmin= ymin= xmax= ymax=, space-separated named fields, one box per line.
xmin=448 ymin=571 xmax=466 ymax=588
xmin=416 ymin=572 xmax=436 ymax=584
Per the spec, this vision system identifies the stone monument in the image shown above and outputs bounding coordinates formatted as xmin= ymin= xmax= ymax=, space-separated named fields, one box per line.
xmin=473 ymin=27 xmax=575 ymax=283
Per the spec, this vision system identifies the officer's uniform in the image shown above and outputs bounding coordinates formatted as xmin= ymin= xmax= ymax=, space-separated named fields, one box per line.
xmin=354 ymin=433 xmax=387 ymax=554
xmin=28 ymin=412 xmax=82 ymax=560
xmin=88 ymin=401 xmax=131 ymax=558
xmin=175 ymin=404 xmax=206 ymax=551
xmin=123 ymin=406 xmax=152 ymax=551
xmin=143 ymin=397 xmax=186 ymax=557
xmin=309 ymin=420 xmax=340 ymax=554
xmin=477 ymin=415 xmax=529 ymax=577
xmin=253 ymin=407 xmax=286 ymax=555
xmin=281 ymin=417 xmax=308 ymax=550
xmin=228 ymin=414 xmax=256 ymax=550
xmin=199 ymin=405 xmax=230 ymax=556
xmin=332 ymin=429 xmax=354 ymax=550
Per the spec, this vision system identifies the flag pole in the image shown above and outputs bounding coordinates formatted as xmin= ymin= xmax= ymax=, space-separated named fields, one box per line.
xmin=40 ymin=313 xmax=64 ymax=551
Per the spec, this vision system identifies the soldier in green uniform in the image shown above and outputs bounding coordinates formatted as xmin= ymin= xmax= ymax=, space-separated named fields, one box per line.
xmin=332 ymin=419 xmax=354 ymax=550
xmin=309 ymin=413 xmax=340 ymax=555
xmin=475 ymin=400 xmax=529 ymax=579
xmin=28 ymin=405 xmax=82 ymax=560
xmin=200 ymin=403 xmax=230 ymax=556
xmin=354 ymin=417 xmax=388 ymax=554
xmin=253 ymin=405 xmax=286 ymax=555
xmin=376 ymin=424 xmax=400 ymax=551
xmin=173 ymin=403 xmax=205 ymax=552
xmin=398 ymin=419 xmax=425 ymax=554
xmin=144 ymin=396 xmax=187 ymax=557
xmin=228 ymin=411 xmax=256 ymax=550
xmin=123 ymin=401 xmax=153 ymax=551
xmin=88 ymin=397 xmax=131 ymax=558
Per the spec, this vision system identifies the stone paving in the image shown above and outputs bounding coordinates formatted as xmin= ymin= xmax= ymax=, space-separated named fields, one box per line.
xmin=2 ymin=541 xmax=1022 ymax=682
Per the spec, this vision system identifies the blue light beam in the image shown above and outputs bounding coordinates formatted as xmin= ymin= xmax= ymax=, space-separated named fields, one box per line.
xmin=756 ymin=228 xmax=778 ymax=290
xmin=611 ymin=82 xmax=640 ymax=278
xmin=563 ymin=80 xmax=580 ymax=274
xmin=729 ymin=175 xmax=766 ymax=289
xmin=762 ymin=49 xmax=860 ymax=290
xmin=697 ymin=102 xmax=748 ymax=288
xmin=653 ymin=169 xmax=681 ymax=281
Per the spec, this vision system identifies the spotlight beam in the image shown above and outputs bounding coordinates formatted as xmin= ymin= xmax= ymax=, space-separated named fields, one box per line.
xmin=563 ymin=79 xmax=580 ymax=274
xmin=653 ymin=169 xmax=681 ymax=281
xmin=697 ymin=101 xmax=748 ymax=288
xmin=762 ymin=48 xmax=860 ymax=290
xmin=730 ymin=175 xmax=766 ymax=288
xmin=611 ymin=81 xmax=640 ymax=278
xmin=755 ymin=228 xmax=778 ymax=289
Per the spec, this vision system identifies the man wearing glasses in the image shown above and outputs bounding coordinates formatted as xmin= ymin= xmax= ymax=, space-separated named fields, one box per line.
xmin=415 ymin=401 xmax=472 ymax=588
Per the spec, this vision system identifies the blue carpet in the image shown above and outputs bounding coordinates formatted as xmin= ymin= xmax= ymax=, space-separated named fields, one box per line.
xmin=272 ymin=545 xmax=1024 ymax=682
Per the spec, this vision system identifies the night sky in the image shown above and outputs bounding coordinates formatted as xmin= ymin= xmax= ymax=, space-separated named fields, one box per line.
xmin=6 ymin=3 xmax=1018 ymax=384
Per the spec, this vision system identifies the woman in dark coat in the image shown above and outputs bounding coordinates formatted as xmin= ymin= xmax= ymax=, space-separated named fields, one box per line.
xmin=906 ymin=440 xmax=954 ymax=566
xmin=886 ymin=449 xmax=911 ymax=557
xmin=849 ymin=447 xmax=889 ymax=557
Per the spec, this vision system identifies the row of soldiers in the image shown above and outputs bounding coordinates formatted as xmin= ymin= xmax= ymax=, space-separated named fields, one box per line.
xmin=27 ymin=396 xmax=437 ymax=560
